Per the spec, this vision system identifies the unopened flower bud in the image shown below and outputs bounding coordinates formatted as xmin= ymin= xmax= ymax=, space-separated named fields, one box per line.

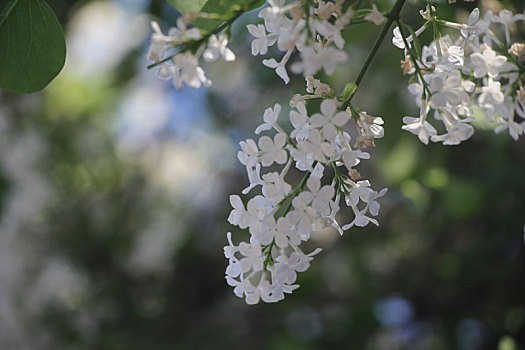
xmin=401 ymin=55 xmax=414 ymax=75
xmin=348 ymin=169 xmax=361 ymax=181
xmin=509 ymin=43 xmax=525 ymax=58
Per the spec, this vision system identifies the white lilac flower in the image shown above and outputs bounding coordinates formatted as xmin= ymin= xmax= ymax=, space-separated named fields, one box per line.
xmin=261 ymin=172 xmax=292 ymax=204
xmin=157 ymin=62 xmax=178 ymax=83
xmin=402 ymin=102 xmax=437 ymax=145
xmin=285 ymin=213 xmax=310 ymax=245
xmin=407 ymin=81 xmax=425 ymax=107
xmin=247 ymin=24 xmax=278 ymax=55
xmin=149 ymin=20 xmax=202 ymax=62
xmin=314 ymin=20 xmax=345 ymax=49
xmin=228 ymin=195 xmax=245 ymax=227
xmin=289 ymin=199 xmax=316 ymax=239
xmin=243 ymin=196 xmax=267 ymax=234
xmin=452 ymin=8 xmax=490 ymax=39
xmin=231 ymin=276 xmax=269 ymax=305
xmin=367 ymin=188 xmax=388 ymax=216
xmin=359 ymin=112 xmax=385 ymax=139
xmin=290 ymin=140 xmax=315 ymax=171
xmin=224 ymin=232 xmax=238 ymax=259
xmin=319 ymin=199 xmax=344 ymax=235
xmin=149 ymin=21 xmax=175 ymax=61
xmin=168 ymin=18 xmax=202 ymax=43
xmin=258 ymin=0 xmax=287 ymax=33
xmin=310 ymin=99 xmax=348 ymax=141
xmin=292 ymin=43 xmax=347 ymax=76
xmin=428 ymin=70 xmax=463 ymax=109
xmin=342 ymin=207 xmax=379 ymax=230
xmin=495 ymin=117 xmax=523 ymax=141
xmin=478 ymin=80 xmax=504 ymax=109
xmin=263 ymin=52 xmax=292 ymax=84
xmin=302 ymin=177 xmax=334 ymax=216
xmin=259 ymin=216 xmax=290 ymax=248
xmin=273 ymin=248 xmax=320 ymax=285
xmin=402 ymin=117 xmax=437 ymax=145
xmin=305 ymin=128 xmax=333 ymax=163
xmin=466 ymin=8 xmax=490 ymax=36
xmin=276 ymin=18 xmax=305 ymax=52
xmin=266 ymin=278 xmax=298 ymax=302
xmin=315 ymin=0 xmax=337 ymax=20
xmin=347 ymin=180 xmax=374 ymax=206
xmin=438 ymin=41 xmax=464 ymax=69
xmin=341 ymin=147 xmax=370 ymax=169
xmin=493 ymin=9 xmax=525 ymax=44
xmin=470 ymin=46 xmax=507 ymax=78
xmin=291 ymin=45 xmax=323 ymax=76
xmin=258 ymin=134 xmax=288 ymax=167
xmin=392 ymin=25 xmax=427 ymax=50
xmin=255 ymin=103 xmax=282 ymax=134
xmin=273 ymin=253 xmax=301 ymax=284
xmin=203 ymin=34 xmax=235 ymax=62
xmin=317 ymin=45 xmax=348 ymax=75
xmin=239 ymin=242 xmax=264 ymax=273
xmin=246 ymin=277 xmax=274 ymax=305
xmin=305 ymin=75 xmax=332 ymax=96
xmin=290 ymin=101 xmax=311 ymax=140
xmin=242 ymin=163 xmax=262 ymax=195
xmin=173 ymin=52 xmax=211 ymax=89
xmin=365 ymin=4 xmax=387 ymax=26
xmin=237 ymin=139 xmax=259 ymax=168
xmin=431 ymin=117 xmax=474 ymax=145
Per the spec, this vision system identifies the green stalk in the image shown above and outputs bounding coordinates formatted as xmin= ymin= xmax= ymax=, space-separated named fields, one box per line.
xmin=341 ymin=0 xmax=407 ymax=110
xmin=280 ymin=0 xmax=409 ymax=224
xmin=397 ymin=20 xmax=431 ymax=98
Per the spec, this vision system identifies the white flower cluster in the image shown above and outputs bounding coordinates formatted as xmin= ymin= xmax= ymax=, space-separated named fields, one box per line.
xmin=395 ymin=7 xmax=525 ymax=144
xmin=247 ymin=0 xmax=385 ymax=83
xmin=225 ymin=79 xmax=387 ymax=304
xmin=223 ymin=1 xmax=393 ymax=304
xmin=147 ymin=1 xmax=525 ymax=305
xmin=148 ymin=19 xmax=235 ymax=89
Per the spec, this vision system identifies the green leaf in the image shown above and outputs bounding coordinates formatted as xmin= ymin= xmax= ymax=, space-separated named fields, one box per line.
xmin=340 ymin=82 xmax=357 ymax=105
xmin=167 ymin=0 xmax=209 ymax=15
xmin=167 ymin=0 xmax=266 ymax=31
xmin=0 ymin=0 xmax=66 ymax=93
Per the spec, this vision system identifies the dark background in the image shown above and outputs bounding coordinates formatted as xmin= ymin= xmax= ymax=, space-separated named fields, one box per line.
xmin=0 ymin=0 xmax=524 ymax=349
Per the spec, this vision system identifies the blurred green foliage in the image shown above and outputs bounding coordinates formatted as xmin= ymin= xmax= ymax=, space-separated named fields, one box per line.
xmin=0 ymin=0 xmax=524 ymax=349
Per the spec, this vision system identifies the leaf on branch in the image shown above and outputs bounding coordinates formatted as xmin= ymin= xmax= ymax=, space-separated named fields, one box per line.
xmin=0 ymin=0 xmax=66 ymax=93
xmin=167 ymin=0 xmax=209 ymax=15
xmin=167 ymin=0 xmax=266 ymax=31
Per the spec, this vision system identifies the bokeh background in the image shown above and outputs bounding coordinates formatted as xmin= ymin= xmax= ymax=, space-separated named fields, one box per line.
xmin=0 ymin=0 xmax=524 ymax=349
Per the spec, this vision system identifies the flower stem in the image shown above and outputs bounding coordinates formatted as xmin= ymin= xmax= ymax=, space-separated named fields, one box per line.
xmin=341 ymin=0 xmax=407 ymax=110
xmin=264 ymin=161 xmax=316 ymax=270
xmin=397 ymin=20 xmax=432 ymax=97
xmin=281 ymin=163 xmax=316 ymax=216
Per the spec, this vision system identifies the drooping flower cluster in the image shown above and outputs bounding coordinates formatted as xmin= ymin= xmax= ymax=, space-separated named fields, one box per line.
xmin=395 ymin=6 xmax=525 ymax=143
xmin=146 ymin=1 xmax=525 ymax=305
xmin=247 ymin=0 xmax=386 ymax=83
xmin=225 ymin=78 xmax=387 ymax=304
xmin=148 ymin=19 xmax=235 ymax=89
xmin=221 ymin=1 xmax=394 ymax=304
